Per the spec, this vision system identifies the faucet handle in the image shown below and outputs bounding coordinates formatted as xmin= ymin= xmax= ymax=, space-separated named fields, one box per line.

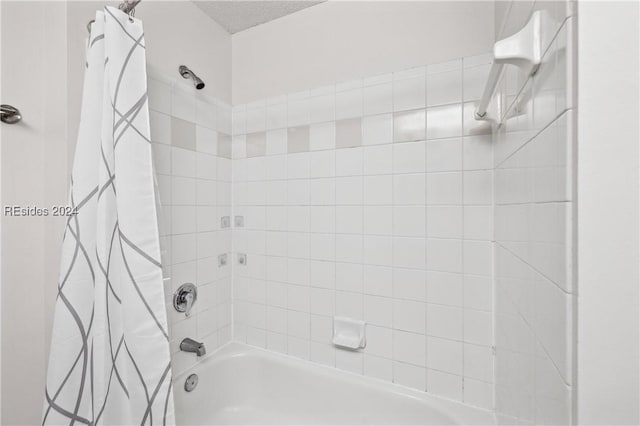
xmin=184 ymin=292 xmax=194 ymax=317
xmin=173 ymin=283 xmax=197 ymax=317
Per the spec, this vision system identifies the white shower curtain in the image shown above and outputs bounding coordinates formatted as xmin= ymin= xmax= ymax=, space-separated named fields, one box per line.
xmin=43 ymin=7 xmax=175 ymax=425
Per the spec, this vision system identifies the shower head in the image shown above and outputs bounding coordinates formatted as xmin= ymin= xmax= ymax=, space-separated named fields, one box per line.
xmin=179 ymin=65 xmax=205 ymax=90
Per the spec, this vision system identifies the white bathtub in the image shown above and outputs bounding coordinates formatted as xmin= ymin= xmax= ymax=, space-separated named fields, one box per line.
xmin=174 ymin=342 xmax=495 ymax=425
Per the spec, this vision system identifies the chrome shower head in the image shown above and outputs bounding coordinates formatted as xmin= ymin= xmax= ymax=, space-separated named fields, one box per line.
xmin=179 ymin=65 xmax=205 ymax=90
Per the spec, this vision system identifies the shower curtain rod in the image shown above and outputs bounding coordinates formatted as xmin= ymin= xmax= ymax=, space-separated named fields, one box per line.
xmin=86 ymin=0 xmax=142 ymax=33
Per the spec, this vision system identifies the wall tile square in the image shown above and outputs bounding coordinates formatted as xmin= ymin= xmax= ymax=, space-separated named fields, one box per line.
xmin=427 ymin=369 xmax=462 ymax=401
xmin=463 ymin=241 xmax=492 ymax=276
xmin=150 ymin=110 xmax=172 ymax=144
xmin=364 ymin=355 xmax=393 ymax=381
xmin=172 ymin=84 xmax=197 ymax=122
xmin=463 ymin=63 xmax=492 ymax=102
xmin=426 ymin=239 xmax=463 ymax=273
xmin=288 ymin=126 xmax=310 ymax=153
xmin=427 ymin=304 xmax=462 ymax=340
xmin=171 ymin=147 xmax=196 ymax=178
xmin=217 ymin=134 xmax=232 ymax=159
xmin=393 ymin=330 xmax=426 ymax=366
xmin=365 ymin=325 xmax=393 ymax=358
xmin=336 ymin=349 xmax=363 ymax=375
xmin=394 ymin=109 xmax=426 ymax=143
xmin=310 ymin=122 xmax=336 ymax=151
xmin=394 ymin=362 xmax=426 ymax=391
xmin=363 ymin=206 xmax=393 ymax=235
xmin=393 ymin=206 xmax=426 ymax=237
xmin=310 ymin=150 xmax=335 ymax=178
xmin=393 ymin=141 xmax=426 ymax=174
xmin=335 ymin=88 xmax=363 ymax=120
xmin=335 ymin=176 xmax=363 ymax=205
xmin=196 ymin=125 xmax=218 ymax=155
xmin=393 ymin=299 xmax=426 ymax=334
xmin=393 ymin=75 xmax=426 ymax=112
xmin=363 ymin=83 xmax=393 ymax=116
xmin=172 ymin=117 xmax=196 ymax=150
xmin=266 ymin=129 xmax=288 ymax=155
xmin=310 ymin=342 xmax=335 ymax=367
xmin=427 ymin=68 xmax=462 ymax=107
xmin=364 ymin=266 xmax=393 ymax=297
xmin=335 ymin=205 xmax=363 ymax=234
xmin=336 ymin=148 xmax=363 ymax=176
xmin=246 ymin=102 xmax=266 ymax=133
xmin=426 ymin=138 xmax=462 ymax=172
xmin=463 ymin=275 xmax=492 ymax=312
xmin=462 ymin=135 xmax=493 ymax=170
xmin=427 ymin=206 xmax=463 ymax=238
xmin=427 ymin=336 xmax=463 ymax=374
xmin=336 ymin=118 xmax=363 ymax=148
xmin=310 ymin=178 xmax=335 ymax=205
xmin=310 ymin=288 xmax=335 ymax=316
xmin=464 ymin=343 xmax=493 ymax=382
xmin=394 ymin=268 xmax=426 ymax=301
xmin=426 ymin=172 xmax=462 ymax=205
xmin=426 ymin=271 xmax=462 ymax=306
xmin=426 ymin=104 xmax=462 ymax=140
xmin=287 ymin=152 xmax=310 ymax=179
xmin=266 ymin=97 xmax=287 ymax=130
xmin=287 ymin=91 xmax=310 ymax=127
xmin=335 ymin=291 xmax=363 ymax=319
xmin=363 ymin=145 xmax=393 ymax=175
xmin=335 ymin=234 xmax=364 ymax=264
xmin=246 ymin=132 xmax=266 ymax=158
xmin=463 ymin=310 xmax=492 ymax=346
xmin=393 ymin=174 xmax=426 ymax=205
xmin=310 ymin=93 xmax=336 ymax=123
xmin=171 ymin=176 xmax=196 ymax=205
xmin=364 ymin=176 xmax=393 ymax=205
xmin=362 ymin=113 xmax=393 ymax=146
xmin=153 ymin=143 xmax=172 ymax=175
xmin=363 ymin=235 xmax=393 ymax=266
xmin=393 ymin=237 xmax=426 ymax=270
xmin=463 ymin=170 xmax=493 ymax=205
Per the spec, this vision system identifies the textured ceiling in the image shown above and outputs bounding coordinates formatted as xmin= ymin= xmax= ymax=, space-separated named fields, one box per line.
xmin=193 ymin=1 xmax=325 ymax=34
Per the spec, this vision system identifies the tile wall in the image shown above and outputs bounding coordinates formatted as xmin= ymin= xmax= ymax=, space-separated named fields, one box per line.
xmin=231 ymin=55 xmax=496 ymax=407
xmin=148 ymin=69 xmax=234 ymax=376
xmin=492 ymin=1 xmax=576 ymax=424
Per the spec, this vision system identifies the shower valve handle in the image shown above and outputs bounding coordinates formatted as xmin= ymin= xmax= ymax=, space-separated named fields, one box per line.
xmin=173 ymin=283 xmax=197 ymax=317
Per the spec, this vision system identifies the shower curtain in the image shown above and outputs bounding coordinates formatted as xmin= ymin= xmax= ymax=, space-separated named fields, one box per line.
xmin=43 ymin=7 xmax=175 ymax=425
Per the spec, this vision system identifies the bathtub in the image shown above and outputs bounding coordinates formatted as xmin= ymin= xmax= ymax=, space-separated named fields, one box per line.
xmin=173 ymin=342 xmax=495 ymax=425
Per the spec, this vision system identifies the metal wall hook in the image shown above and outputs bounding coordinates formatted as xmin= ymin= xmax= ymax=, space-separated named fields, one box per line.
xmin=1 ymin=105 xmax=21 ymax=124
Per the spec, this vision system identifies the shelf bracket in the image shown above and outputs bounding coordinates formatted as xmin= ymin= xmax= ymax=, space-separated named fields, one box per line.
xmin=475 ymin=10 xmax=544 ymax=122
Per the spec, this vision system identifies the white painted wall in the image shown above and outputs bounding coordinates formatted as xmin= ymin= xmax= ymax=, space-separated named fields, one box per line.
xmin=0 ymin=2 xmax=68 ymax=425
xmin=577 ymin=2 xmax=640 ymax=424
xmin=231 ymin=1 xmax=495 ymax=104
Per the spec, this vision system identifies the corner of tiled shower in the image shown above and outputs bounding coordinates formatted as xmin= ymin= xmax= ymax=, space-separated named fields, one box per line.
xmin=149 ymin=0 xmax=576 ymax=421
xmin=148 ymin=66 xmax=235 ymax=376
xmin=492 ymin=0 xmax=576 ymax=424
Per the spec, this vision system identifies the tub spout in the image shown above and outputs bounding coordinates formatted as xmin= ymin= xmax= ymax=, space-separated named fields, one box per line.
xmin=180 ymin=338 xmax=206 ymax=357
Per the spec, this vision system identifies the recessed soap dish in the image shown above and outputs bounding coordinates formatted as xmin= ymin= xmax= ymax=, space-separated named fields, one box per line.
xmin=332 ymin=316 xmax=366 ymax=350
